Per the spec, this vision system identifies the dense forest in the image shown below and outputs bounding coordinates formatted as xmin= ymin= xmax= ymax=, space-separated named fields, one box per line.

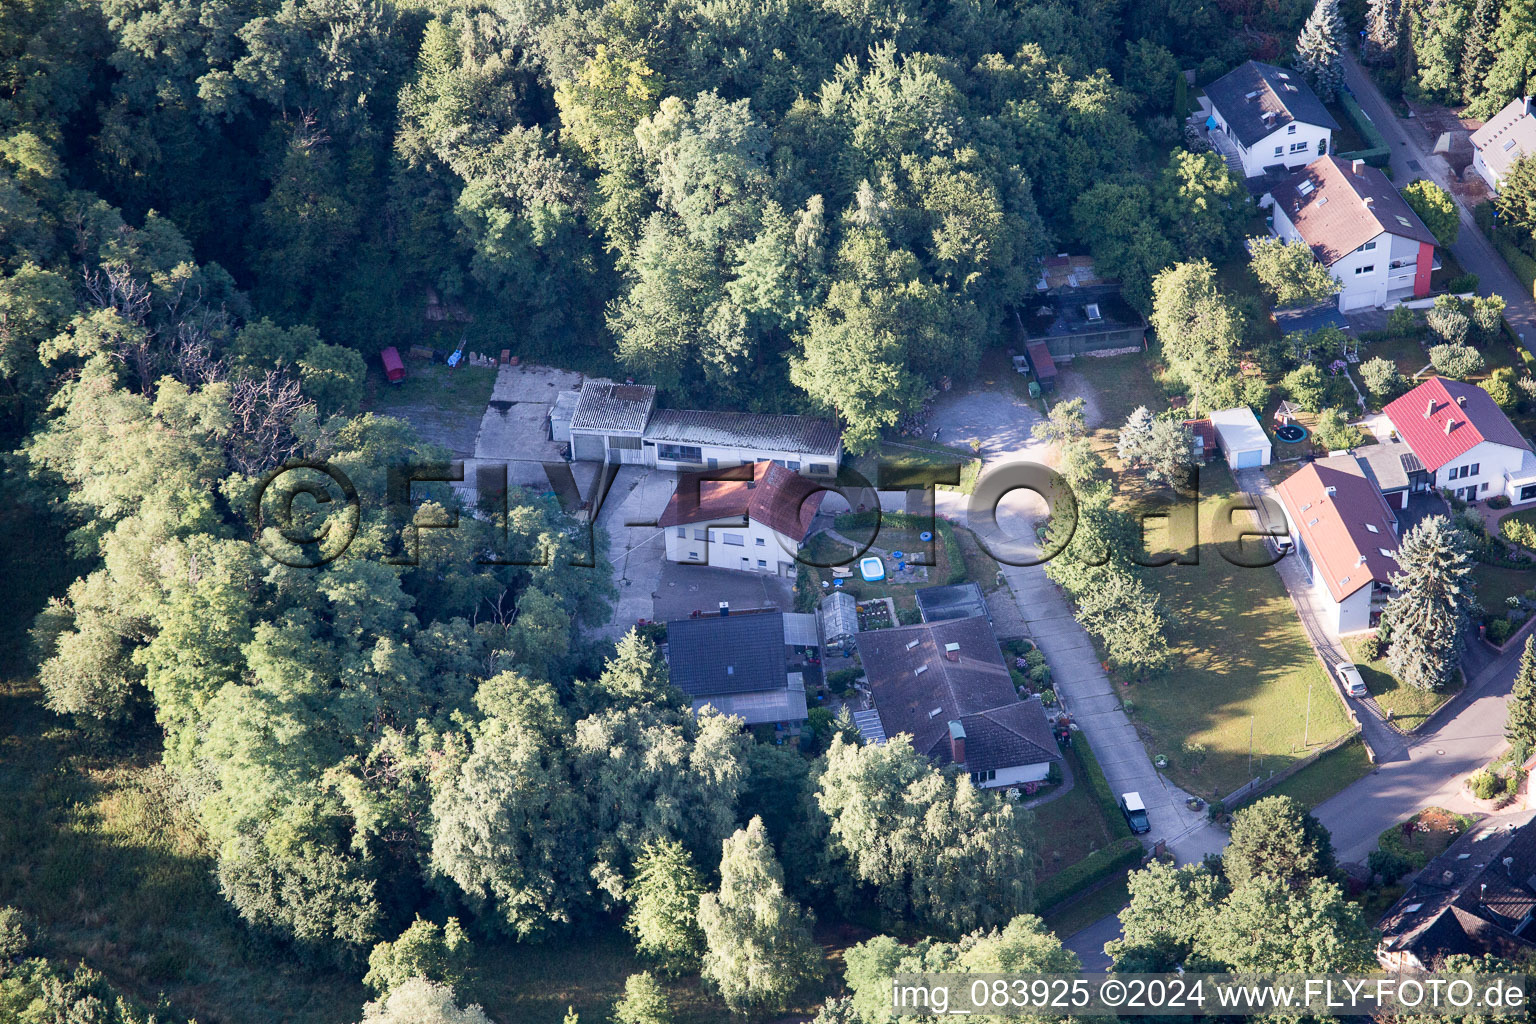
xmin=1365 ymin=0 xmax=1536 ymax=117
xmin=9 ymin=0 xmax=1536 ymax=1019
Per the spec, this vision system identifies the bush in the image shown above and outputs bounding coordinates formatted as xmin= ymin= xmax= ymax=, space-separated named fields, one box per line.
xmin=1469 ymin=770 xmax=1502 ymax=800
xmin=1489 ymin=495 xmax=1512 ymax=510
xmin=1206 ymin=799 xmax=1227 ymax=822
xmin=1488 ymin=618 xmax=1515 ymax=645
xmin=1358 ymin=356 xmax=1406 ymax=404
xmin=1429 ymin=343 xmax=1484 ymax=379
xmin=1356 ymin=633 xmax=1382 ymax=661
xmin=1367 ymin=848 xmax=1412 ymax=884
xmin=0 ymin=906 xmax=33 ymax=962
xmin=1386 ymin=305 xmax=1419 ymax=337
xmin=1034 ymin=838 xmax=1144 ymax=910
xmin=826 ymin=668 xmax=861 ymax=692
xmin=1482 ymin=371 xmax=1518 ymax=411
xmin=1314 ymin=407 xmax=1365 ymax=451
xmin=1447 ymin=272 xmax=1480 ymax=294
xmin=1281 ymin=364 xmax=1326 ymax=412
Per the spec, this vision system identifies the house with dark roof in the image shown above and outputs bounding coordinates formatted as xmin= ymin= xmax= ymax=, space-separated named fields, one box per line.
xmin=1205 ymin=61 xmax=1339 ymax=179
xmin=1471 ymin=97 xmax=1536 ymax=195
xmin=1378 ymin=811 xmax=1536 ymax=971
xmin=1275 ymin=454 xmax=1400 ymax=634
xmin=1017 ymin=282 xmax=1146 ymax=361
xmin=658 ymin=461 xmax=826 ymax=576
xmin=643 ymin=409 xmax=841 ymax=476
xmin=1384 ymin=376 xmax=1536 ymax=505
xmin=1352 ymin=439 xmax=1430 ymax=511
xmin=666 ymin=610 xmax=808 ymax=727
xmin=562 ymin=380 xmax=842 ymax=474
xmin=1267 ymin=156 xmax=1438 ymax=312
xmin=857 ymin=616 xmax=1061 ymax=789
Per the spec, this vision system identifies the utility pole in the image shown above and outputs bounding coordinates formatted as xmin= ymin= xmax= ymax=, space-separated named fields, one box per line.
xmin=1248 ymin=716 xmax=1255 ymax=778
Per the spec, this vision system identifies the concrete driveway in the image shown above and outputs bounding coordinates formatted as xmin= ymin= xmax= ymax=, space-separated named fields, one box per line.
xmin=653 ymin=563 xmax=793 ymax=622
xmin=590 ymin=465 xmax=673 ymax=640
xmin=927 ymin=388 xmax=1046 ymax=462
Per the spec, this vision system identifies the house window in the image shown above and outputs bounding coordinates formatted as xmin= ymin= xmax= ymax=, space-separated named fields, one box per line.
xmin=970 ymin=769 xmax=997 ymax=784
xmin=1290 ymin=141 xmax=1308 ymax=153
xmin=722 ymin=533 xmax=745 ymax=547
xmin=1275 ymin=145 xmax=1284 ymax=156
xmin=1482 ymin=482 xmax=1489 ymax=492
xmin=675 ymin=527 xmax=686 ymax=538
xmin=755 ymin=537 xmax=765 ymax=546
xmin=1355 ymin=265 xmax=1375 ymax=274
xmin=689 ymin=551 xmax=699 ymax=559
xmin=810 ymin=464 xmax=830 ymax=475
xmin=1287 ymin=124 xmax=1297 ymax=135
xmin=1471 ymin=463 xmax=1480 ymax=475
xmin=1357 ymin=240 xmax=1377 ymax=252
xmin=1522 ymin=484 xmax=1536 ymax=501
xmin=657 ymin=443 xmax=703 ymax=463
xmin=757 ymin=559 xmax=767 ymax=567
xmin=788 ymin=461 xmax=800 ymax=471
xmin=693 ymin=529 xmax=707 ymax=540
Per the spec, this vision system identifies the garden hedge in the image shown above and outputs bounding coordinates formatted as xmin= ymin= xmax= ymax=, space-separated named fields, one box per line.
xmin=1073 ymin=734 xmax=1135 ymax=840
xmin=1036 ymin=837 xmax=1145 ymax=912
xmin=1335 ymin=93 xmax=1391 ymax=168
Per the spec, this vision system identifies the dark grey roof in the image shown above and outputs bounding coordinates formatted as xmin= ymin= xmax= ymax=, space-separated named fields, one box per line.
xmin=916 ymin=583 xmax=989 ymax=624
xmin=644 ymin=409 xmax=841 ymax=458
xmin=666 ymin=611 xmax=787 ymax=698
xmin=861 ymin=616 xmax=1057 ymax=772
xmin=1019 ymin=285 xmax=1143 ymax=341
xmin=960 ymin=700 xmax=1061 ymax=774
xmin=1379 ymin=812 xmax=1536 ymax=965
xmin=1206 ymin=60 xmax=1340 ymax=148
xmin=570 ymin=381 xmax=656 ymax=433
xmin=1354 ymin=439 xmax=1420 ymax=493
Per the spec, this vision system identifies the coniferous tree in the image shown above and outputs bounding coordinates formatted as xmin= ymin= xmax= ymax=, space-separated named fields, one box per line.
xmin=1506 ymin=635 xmax=1536 ymax=750
xmin=624 ymin=839 xmax=707 ymax=974
xmin=697 ymin=818 xmax=822 ymax=1014
xmin=1382 ymin=516 xmax=1476 ymax=691
xmin=612 ymin=973 xmax=672 ymax=1024
xmin=1296 ymin=0 xmax=1346 ymax=101
xmin=1116 ymin=406 xmax=1155 ymax=463
xmin=1365 ymin=0 xmax=1402 ymax=64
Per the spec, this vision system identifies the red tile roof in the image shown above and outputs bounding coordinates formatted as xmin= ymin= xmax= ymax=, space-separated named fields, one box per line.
xmin=658 ymin=461 xmax=825 ymax=541
xmin=1270 ymin=156 xmax=1438 ymax=265
xmin=1276 ymin=457 xmax=1400 ymax=603
xmin=1383 ymin=376 xmax=1529 ymax=472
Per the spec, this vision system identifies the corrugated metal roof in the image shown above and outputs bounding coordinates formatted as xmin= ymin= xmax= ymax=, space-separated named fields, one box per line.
xmin=693 ymin=687 xmax=808 ymax=725
xmin=783 ymin=612 xmax=819 ymax=647
xmin=643 ymin=408 xmax=841 ymax=457
xmin=1384 ymin=376 xmax=1530 ymax=472
xmin=852 ymin=708 xmax=887 ymax=743
xmin=820 ymin=591 xmax=858 ymax=643
xmin=569 ymin=381 xmax=656 ymax=433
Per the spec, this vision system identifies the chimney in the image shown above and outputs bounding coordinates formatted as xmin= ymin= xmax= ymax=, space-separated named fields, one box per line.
xmin=1425 ymin=397 xmax=1436 ymax=418
xmin=1363 ymin=195 xmax=1375 ymax=210
xmin=948 ymin=720 xmax=967 ymax=766
xmin=1457 ymin=395 xmax=1466 ymax=407
xmin=944 ymin=642 xmax=961 ymax=662
xmin=1444 ymin=418 xmax=1456 ymax=435
xmin=1352 ymin=158 xmax=1365 ymax=175
xmin=719 ymin=601 xmax=729 ymax=617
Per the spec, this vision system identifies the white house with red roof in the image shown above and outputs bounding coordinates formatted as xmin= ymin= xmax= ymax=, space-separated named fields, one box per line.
xmin=658 ymin=461 xmax=826 ymax=575
xmin=1276 ymin=456 xmax=1401 ymax=634
xmin=1384 ymin=377 xmax=1536 ymax=504
xmin=1267 ymin=156 xmax=1438 ymax=312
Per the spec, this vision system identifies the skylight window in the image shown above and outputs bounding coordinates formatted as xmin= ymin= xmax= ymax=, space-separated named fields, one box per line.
xmin=1396 ymin=215 xmax=1412 ymax=227
xmin=1297 ymin=180 xmax=1316 ymax=196
xmin=1277 ymin=72 xmax=1290 ymax=80
xmin=1505 ymin=139 xmax=1519 ymax=152
xmin=1317 ymin=196 xmax=1329 ymax=205
xmin=1366 ymin=523 xmax=1379 ymax=533
xmin=1404 ymin=903 xmax=1423 ymax=913
xmin=1380 ymin=547 xmax=1396 ymax=558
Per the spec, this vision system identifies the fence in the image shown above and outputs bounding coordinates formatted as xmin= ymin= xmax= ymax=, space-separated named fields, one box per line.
xmin=1220 ymin=729 xmax=1363 ymax=809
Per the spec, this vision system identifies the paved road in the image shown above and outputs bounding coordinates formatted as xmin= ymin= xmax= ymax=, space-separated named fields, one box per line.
xmin=1341 ymin=50 xmax=1536 ymax=346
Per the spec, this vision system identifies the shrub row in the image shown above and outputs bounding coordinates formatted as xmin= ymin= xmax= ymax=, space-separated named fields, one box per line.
xmin=1036 ymin=836 xmax=1144 ymax=912
xmin=1073 ymin=733 xmax=1135 ymax=840
xmin=1335 ymin=94 xmax=1391 ymax=167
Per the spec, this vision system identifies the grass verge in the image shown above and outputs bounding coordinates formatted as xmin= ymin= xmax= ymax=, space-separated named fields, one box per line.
xmin=1343 ymin=637 xmax=1460 ymax=729
xmin=1259 ymin=737 xmax=1374 ymax=810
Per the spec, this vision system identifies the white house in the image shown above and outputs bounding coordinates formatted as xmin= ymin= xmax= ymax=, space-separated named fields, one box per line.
xmin=1268 ymin=156 xmax=1438 ymax=312
xmin=1210 ymin=407 xmax=1273 ymax=470
xmin=658 ymin=461 xmax=826 ymax=576
xmin=1205 ymin=61 xmax=1339 ymax=179
xmin=564 ymin=381 xmax=842 ymax=474
xmin=1276 ymin=455 xmax=1400 ymax=634
xmin=856 ymin=616 xmax=1062 ymax=789
xmin=1470 ymin=97 xmax=1536 ymax=194
xmin=1384 ymin=376 xmax=1536 ymax=504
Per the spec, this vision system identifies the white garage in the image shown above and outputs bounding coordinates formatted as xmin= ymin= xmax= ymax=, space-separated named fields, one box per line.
xmin=1210 ymin=407 xmax=1272 ymax=471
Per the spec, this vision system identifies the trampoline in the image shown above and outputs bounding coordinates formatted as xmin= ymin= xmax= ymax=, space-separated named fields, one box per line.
xmin=1274 ymin=424 xmax=1308 ymax=443
xmin=859 ymin=556 xmax=886 ymax=582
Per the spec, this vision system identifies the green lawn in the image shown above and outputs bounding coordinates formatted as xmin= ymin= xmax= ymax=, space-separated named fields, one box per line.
xmin=1058 ymin=352 xmax=1168 ymax=432
xmin=1472 ymin=562 xmax=1536 ymax=641
xmin=801 ymin=525 xmax=961 ymax=624
xmin=1126 ymin=464 xmax=1355 ymax=798
xmin=1032 ymin=776 xmax=1118 ymax=883
xmin=1366 ymin=335 xmax=1432 ymax=386
xmin=1260 ymin=738 xmax=1375 ymax=810
xmin=1343 ymin=637 xmax=1460 ymax=729
xmin=851 ymin=438 xmax=984 ymax=494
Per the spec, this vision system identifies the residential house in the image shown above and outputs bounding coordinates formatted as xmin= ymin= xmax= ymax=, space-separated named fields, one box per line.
xmin=1205 ymin=61 xmax=1339 ymax=179
xmin=1210 ymin=407 xmax=1273 ymax=470
xmin=1275 ymin=455 xmax=1400 ymax=634
xmin=1471 ymin=97 xmax=1536 ymax=194
xmin=563 ymin=381 xmax=843 ymax=474
xmin=666 ymin=610 xmax=809 ymax=727
xmin=658 ymin=461 xmax=826 ymax=576
xmin=1018 ymin=282 xmax=1147 ymax=362
xmin=857 ymin=616 xmax=1061 ymax=789
xmin=1268 ymin=156 xmax=1438 ymax=312
xmin=1384 ymin=377 xmax=1536 ymax=504
xmin=643 ymin=409 xmax=841 ymax=476
xmin=1378 ymin=812 xmax=1536 ymax=971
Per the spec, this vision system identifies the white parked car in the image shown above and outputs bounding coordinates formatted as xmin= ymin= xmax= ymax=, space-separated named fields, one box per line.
xmin=1335 ymin=661 xmax=1368 ymax=698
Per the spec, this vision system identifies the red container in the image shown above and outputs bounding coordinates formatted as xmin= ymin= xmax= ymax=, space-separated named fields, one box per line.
xmin=381 ymin=346 xmax=405 ymax=383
